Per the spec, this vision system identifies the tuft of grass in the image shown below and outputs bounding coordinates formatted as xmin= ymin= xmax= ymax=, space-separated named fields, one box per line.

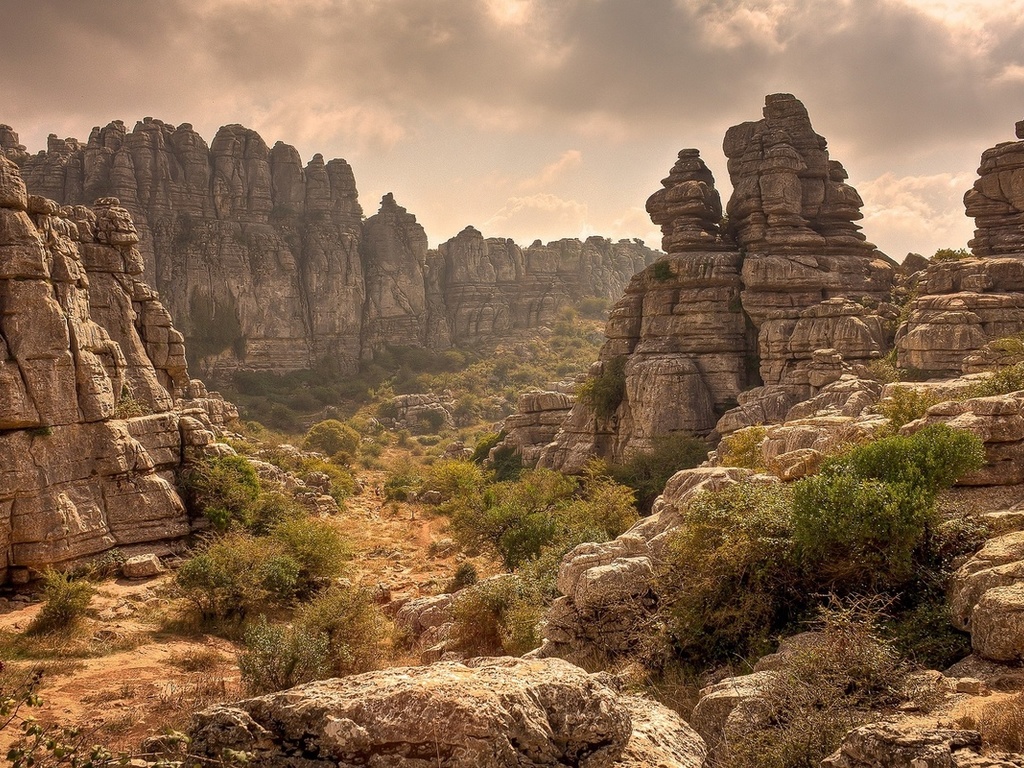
xmin=27 ymin=571 xmax=94 ymax=635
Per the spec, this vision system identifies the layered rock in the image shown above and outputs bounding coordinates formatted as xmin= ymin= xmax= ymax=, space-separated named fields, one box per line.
xmin=897 ymin=119 xmax=1024 ymax=375
xmin=5 ymin=120 xmax=659 ymax=377
xmin=532 ymin=95 xmax=895 ymax=471
xmin=189 ymin=656 xmax=708 ymax=768
xmin=0 ymin=155 xmax=229 ymax=579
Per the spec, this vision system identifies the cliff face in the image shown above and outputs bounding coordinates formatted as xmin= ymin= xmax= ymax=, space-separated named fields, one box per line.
xmin=535 ymin=94 xmax=897 ymax=471
xmin=0 ymin=154 xmax=231 ymax=580
xmin=2 ymin=121 xmax=660 ymax=376
xmin=896 ymin=119 xmax=1024 ymax=375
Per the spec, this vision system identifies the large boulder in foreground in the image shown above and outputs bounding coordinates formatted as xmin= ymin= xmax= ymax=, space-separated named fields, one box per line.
xmin=190 ymin=657 xmax=706 ymax=768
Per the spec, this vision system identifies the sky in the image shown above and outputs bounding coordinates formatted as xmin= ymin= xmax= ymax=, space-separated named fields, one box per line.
xmin=3 ymin=0 xmax=1024 ymax=261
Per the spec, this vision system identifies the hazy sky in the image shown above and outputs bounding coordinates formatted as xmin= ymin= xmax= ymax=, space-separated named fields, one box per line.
xmin=3 ymin=0 xmax=1024 ymax=260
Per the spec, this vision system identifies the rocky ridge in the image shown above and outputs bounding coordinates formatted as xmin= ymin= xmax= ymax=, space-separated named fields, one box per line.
xmin=1 ymin=121 xmax=659 ymax=377
xmin=896 ymin=120 xmax=1024 ymax=376
xmin=0 ymin=154 xmax=233 ymax=580
xmin=529 ymin=94 xmax=896 ymax=471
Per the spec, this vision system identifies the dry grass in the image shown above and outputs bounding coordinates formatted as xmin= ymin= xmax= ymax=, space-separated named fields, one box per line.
xmin=958 ymin=692 xmax=1024 ymax=754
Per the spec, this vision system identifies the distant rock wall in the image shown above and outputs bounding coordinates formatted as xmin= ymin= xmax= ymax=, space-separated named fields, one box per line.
xmin=534 ymin=94 xmax=896 ymax=471
xmin=0 ymin=155 xmax=231 ymax=580
xmin=896 ymin=119 xmax=1024 ymax=375
xmin=2 ymin=120 xmax=660 ymax=377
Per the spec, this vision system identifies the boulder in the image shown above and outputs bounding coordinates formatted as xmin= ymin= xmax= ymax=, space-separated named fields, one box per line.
xmin=189 ymin=657 xmax=707 ymax=768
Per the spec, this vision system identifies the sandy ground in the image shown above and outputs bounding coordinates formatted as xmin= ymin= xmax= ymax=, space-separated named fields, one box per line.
xmin=0 ymin=461 xmax=474 ymax=756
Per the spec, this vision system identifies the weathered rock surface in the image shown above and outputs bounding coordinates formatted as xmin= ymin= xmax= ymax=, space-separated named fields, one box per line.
xmin=5 ymin=121 xmax=659 ymax=376
xmin=540 ymin=466 xmax=760 ymax=660
xmin=189 ymin=656 xmax=707 ymax=768
xmin=529 ymin=95 xmax=895 ymax=471
xmin=897 ymin=119 xmax=1024 ymax=375
xmin=822 ymin=723 xmax=1022 ymax=767
xmin=0 ymin=156 xmax=232 ymax=579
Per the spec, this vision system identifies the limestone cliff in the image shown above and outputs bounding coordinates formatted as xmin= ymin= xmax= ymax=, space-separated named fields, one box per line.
xmin=896 ymin=119 xmax=1024 ymax=375
xmin=0 ymin=155 xmax=231 ymax=581
xmin=3 ymin=121 xmax=660 ymax=376
xmin=533 ymin=94 xmax=897 ymax=471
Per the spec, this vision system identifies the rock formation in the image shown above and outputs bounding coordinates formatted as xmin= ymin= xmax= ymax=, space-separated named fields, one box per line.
xmin=897 ymin=119 xmax=1024 ymax=375
xmin=190 ymin=656 xmax=708 ymax=768
xmin=0 ymin=155 xmax=231 ymax=580
xmin=3 ymin=121 xmax=660 ymax=377
xmin=529 ymin=94 xmax=895 ymax=471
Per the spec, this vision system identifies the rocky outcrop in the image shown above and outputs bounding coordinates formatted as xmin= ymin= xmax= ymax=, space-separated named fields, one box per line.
xmin=897 ymin=119 xmax=1024 ymax=376
xmin=822 ymin=723 xmax=1018 ymax=768
xmin=189 ymin=656 xmax=708 ymax=768
xmin=4 ymin=121 xmax=660 ymax=377
xmin=0 ymin=155 xmax=231 ymax=580
xmin=532 ymin=95 xmax=895 ymax=471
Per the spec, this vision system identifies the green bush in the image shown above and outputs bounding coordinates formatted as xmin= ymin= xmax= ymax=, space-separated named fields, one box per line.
xmin=967 ymin=361 xmax=1024 ymax=397
xmin=651 ymin=260 xmax=673 ymax=281
xmin=876 ymin=387 xmax=943 ymax=432
xmin=238 ymin=616 xmax=330 ymax=694
xmin=175 ymin=533 xmax=301 ymax=622
xmin=577 ymin=356 xmax=627 ymax=420
xmin=471 ymin=431 xmax=503 ymax=464
xmin=490 ymin=444 xmax=524 ymax=482
xmin=270 ymin=517 xmax=350 ymax=593
xmin=446 ymin=562 xmax=479 ymax=593
xmin=421 ymin=459 xmax=486 ymax=503
xmin=303 ymin=419 xmax=360 ymax=457
xmin=28 ymin=571 xmax=94 ymax=635
xmin=383 ymin=459 xmax=421 ymax=501
xmin=611 ymin=433 xmax=708 ymax=513
xmin=660 ymin=481 xmax=798 ymax=664
xmin=180 ymin=455 xmax=260 ymax=531
xmin=449 ymin=577 xmax=542 ymax=657
xmin=932 ymin=247 xmax=970 ymax=262
xmin=292 ymin=585 xmax=385 ymax=676
xmin=792 ymin=425 xmax=985 ymax=591
xmin=717 ymin=426 xmax=767 ymax=470
xmin=247 ymin=491 xmax=305 ymax=535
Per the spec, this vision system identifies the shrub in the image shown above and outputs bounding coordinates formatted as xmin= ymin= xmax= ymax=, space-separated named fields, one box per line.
xmin=876 ymin=387 xmax=943 ymax=432
xmin=180 ymin=455 xmax=260 ymax=531
xmin=932 ymin=247 xmax=970 ymax=262
xmin=717 ymin=426 xmax=767 ymax=470
xmin=28 ymin=571 xmax=94 ymax=635
xmin=238 ymin=616 xmax=330 ymax=694
xmin=446 ymin=562 xmax=478 ymax=593
xmin=651 ymin=260 xmax=673 ymax=281
xmin=611 ymin=433 xmax=708 ymax=513
xmin=247 ymin=491 xmax=305 ymax=535
xmin=577 ymin=356 xmax=627 ymax=420
xmin=471 ymin=431 xmax=503 ymax=464
xmin=303 ymin=419 xmax=360 ymax=458
xmin=449 ymin=577 xmax=542 ymax=657
xmin=421 ymin=459 xmax=486 ymax=503
xmin=721 ymin=601 xmax=905 ymax=768
xmin=490 ymin=444 xmax=524 ymax=482
xmin=175 ymin=533 xmax=301 ymax=622
xmin=292 ymin=585 xmax=385 ymax=676
xmin=792 ymin=425 xmax=985 ymax=591
xmin=448 ymin=469 xmax=577 ymax=569
xmin=383 ymin=459 xmax=421 ymax=501
xmin=660 ymin=481 xmax=798 ymax=664
xmin=270 ymin=517 xmax=350 ymax=594
xmin=966 ymin=361 xmax=1024 ymax=397
xmin=792 ymin=475 xmax=929 ymax=590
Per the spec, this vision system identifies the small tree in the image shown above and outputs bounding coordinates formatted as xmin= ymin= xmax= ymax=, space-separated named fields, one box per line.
xmin=303 ymin=419 xmax=360 ymax=458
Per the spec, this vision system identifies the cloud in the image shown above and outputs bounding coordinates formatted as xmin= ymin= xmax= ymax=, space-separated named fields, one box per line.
xmin=517 ymin=150 xmax=582 ymax=190
xmin=859 ymin=171 xmax=977 ymax=259
xmin=484 ymin=193 xmax=589 ymax=241
xmin=2 ymin=0 xmax=1022 ymax=253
